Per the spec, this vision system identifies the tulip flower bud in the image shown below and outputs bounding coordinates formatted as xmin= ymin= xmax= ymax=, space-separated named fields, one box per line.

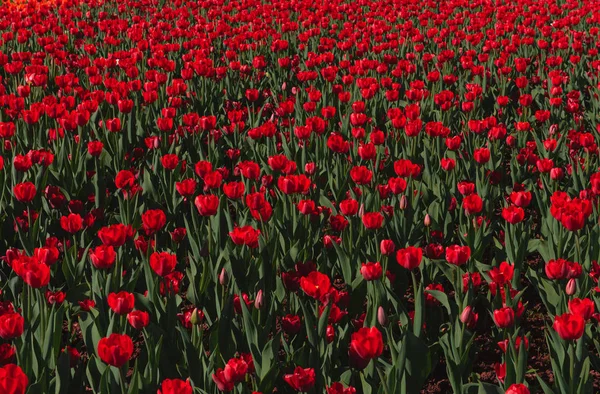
xmin=460 ymin=306 xmax=473 ymax=325
xmin=190 ymin=308 xmax=201 ymax=325
xmin=304 ymin=162 xmax=316 ymax=175
xmin=358 ymin=203 xmax=365 ymax=218
xmin=377 ymin=306 xmax=387 ymax=326
xmin=399 ymin=195 xmax=408 ymax=210
xmin=219 ymin=268 xmax=228 ymax=286
xmin=254 ymin=290 xmax=264 ymax=309
xmin=566 ymin=278 xmax=577 ymax=296
xmin=424 ymin=214 xmax=431 ymax=227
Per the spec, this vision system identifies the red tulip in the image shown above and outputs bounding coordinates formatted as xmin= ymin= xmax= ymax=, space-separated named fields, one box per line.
xmin=89 ymin=245 xmax=116 ymax=269
xmin=0 ymin=364 xmax=28 ymax=394
xmin=157 ymin=378 xmax=193 ymax=394
xmin=14 ymin=257 xmax=50 ymax=288
xmin=141 ymin=209 xmax=166 ymax=235
xmin=445 ymin=245 xmax=471 ymax=266
xmin=13 ymin=182 xmax=36 ymax=203
xmin=281 ymin=315 xmax=302 ymax=334
xmin=349 ymin=327 xmax=384 ymax=369
xmin=396 ymin=246 xmax=422 ymax=270
xmin=212 ymin=368 xmax=234 ymax=392
xmin=462 ymin=194 xmax=483 ymax=215
xmin=98 ymin=224 xmax=129 ymax=247
xmin=107 ymin=291 xmax=135 ymax=315
xmin=360 ymin=262 xmax=382 ymax=281
xmin=361 ymin=212 xmax=383 ymax=229
xmin=97 ymin=333 xmax=134 ymax=367
xmin=493 ymin=307 xmax=515 ymax=328
xmin=149 ymin=252 xmax=177 ymax=277
xmin=502 ymin=206 xmax=525 ymax=224
xmin=194 ymin=194 xmax=219 ymax=216
xmin=553 ymin=313 xmax=585 ymax=340
xmin=229 ymin=226 xmax=261 ymax=248
xmin=300 ymin=271 xmax=331 ymax=301
xmin=0 ymin=313 xmax=24 ymax=340
xmin=284 ymin=367 xmax=315 ymax=392
xmin=60 ymin=213 xmax=83 ymax=233
xmin=505 ymin=384 xmax=530 ymax=394
xmin=224 ymin=357 xmax=248 ymax=384
xmin=568 ymin=298 xmax=595 ymax=321
xmin=380 ymin=239 xmax=395 ymax=255
xmin=127 ymin=311 xmax=150 ymax=330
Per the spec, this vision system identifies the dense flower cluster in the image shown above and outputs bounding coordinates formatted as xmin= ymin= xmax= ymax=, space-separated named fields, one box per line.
xmin=0 ymin=0 xmax=598 ymax=393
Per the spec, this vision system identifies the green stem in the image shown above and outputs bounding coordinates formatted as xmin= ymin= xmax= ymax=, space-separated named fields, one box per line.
xmin=569 ymin=341 xmax=575 ymax=394
xmin=376 ymin=367 xmax=391 ymax=394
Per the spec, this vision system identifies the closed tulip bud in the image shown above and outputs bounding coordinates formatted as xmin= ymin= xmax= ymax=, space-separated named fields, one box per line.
xmin=377 ymin=306 xmax=387 ymax=326
xmin=190 ymin=308 xmax=201 ymax=325
xmin=219 ymin=268 xmax=228 ymax=286
xmin=566 ymin=278 xmax=576 ymax=295
xmin=424 ymin=214 xmax=431 ymax=227
xmin=255 ymin=290 xmax=264 ymax=309
xmin=460 ymin=306 xmax=473 ymax=324
xmin=358 ymin=203 xmax=365 ymax=218
xmin=399 ymin=195 xmax=408 ymax=210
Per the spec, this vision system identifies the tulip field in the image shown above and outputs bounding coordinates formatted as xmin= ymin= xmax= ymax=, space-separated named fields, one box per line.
xmin=2 ymin=0 xmax=600 ymax=392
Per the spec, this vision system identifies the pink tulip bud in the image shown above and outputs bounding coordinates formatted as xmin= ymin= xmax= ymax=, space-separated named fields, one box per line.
xmin=254 ymin=290 xmax=264 ymax=309
xmin=460 ymin=306 xmax=473 ymax=325
xmin=399 ymin=195 xmax=408 ymax=210
xmin=377 ymin=306 xmax=387 ymax=326
xmin=566 ymin=278 xmax=577 ymax=295
xmin=358 ymin=203 xmax=365 ymax=218
xmin=424 ymin=214 xmax=431 ymax=227
xmin=219 ymin=268 xmax=228 ymax=286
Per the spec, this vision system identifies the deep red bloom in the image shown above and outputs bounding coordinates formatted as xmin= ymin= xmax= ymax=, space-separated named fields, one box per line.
xmin=281 ymin=314 xmax=302 ymax=334
xmin=0 ymin=364 xmax=28 ymax=394
xmin=349 ymin=327 xmax=384 ymax=369
xmin=505 ymin=384 xmax=530 ymax=394
xmin=107 ymin=291 xmax=135 ymax=315
xmin=493 ymin=307 xmax=515 ymax=328
xmin=462 ymin=194 xmax=483 ymax=215
xmin=229 ymin=226 xmax=260 ymax=248
xmin=89 ymin=245 xmax=116 ymax=269
xmin=284 ymin=367 xmax=315 ymax=392
xmin=0 ymin=314 xmax=24 ymax=340
xmin=115 ymin=170 xmax=136 ymax=189
xmin=360 ymin=262 xmax=382 ymax=281
xmin=98 ymin=224 xmax=129 ymax=247
xmin=300 ymin=271 xmax=331 ymax=301
xmin=224 ymin=358 xmax=248 ymax=384
xmin=149 ymin=252 xmax=177 ymax=277
xmin=142 ymin=209 xmax=166 ymax=235
xmin=97 ymin=334 xmax=134 ymax=367
xmin=60 ymin=213 xmax=83 ymax=233
xmin=212 ymin=368 xmax=234 ymax=392
xmin=339 ymin=199 xmax=359 ymax=216
xmin=13 ymin=182 xmax=36 ymax=203
xmin=14 ymin=257 xmax=50 ymax=288
xmin=445 ymin=245 xmax=471 ymax=266
xmin=157 ymin=379 xmax=193 ymax=394
xmin=175 ymin=179 xmax=197 ymax=197
xmin=223 ymin=182 xmax=245 ymax=199
xmin=502 ymin=206 xmax=525 ymax=224
xmin=553 ymin=313 xmax=585 ymax=340
xmin=127 ymin=310 xmax=150 ymax=330
xmin=396 ymin=246 xmax=423 ymax=270
xmin=195 ymin=194 xmax=219 ymax=216
xmin=568 ymin=298 xmax=595 ymax=321
xmin=362 ymin=212 xmax=383 ymax=229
